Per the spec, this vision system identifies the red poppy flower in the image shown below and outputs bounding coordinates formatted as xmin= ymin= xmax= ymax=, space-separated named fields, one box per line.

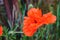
xmin=22 ymin=8 xmax=56 ymax=37
xmin=0 ymin=25 xmax=3 ymax=36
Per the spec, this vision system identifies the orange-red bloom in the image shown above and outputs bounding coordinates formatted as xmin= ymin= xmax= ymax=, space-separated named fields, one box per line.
xmin=22 ymin=8 xmax=56 ymax=37
xmin=0 ymin=25 xmax=3 ymax=36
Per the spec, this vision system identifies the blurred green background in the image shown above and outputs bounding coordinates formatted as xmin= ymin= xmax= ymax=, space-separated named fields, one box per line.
xmin=0 ymin=0 xmax=60 ymax=40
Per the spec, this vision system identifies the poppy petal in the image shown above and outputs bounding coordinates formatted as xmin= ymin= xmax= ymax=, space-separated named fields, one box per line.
xmin=27 ymin=8 xmax=42 ymax=19
xmin=22 ymin=23 xmax=39 ymax=36
xmin=43 ymin=12 xmax=56 ymax=24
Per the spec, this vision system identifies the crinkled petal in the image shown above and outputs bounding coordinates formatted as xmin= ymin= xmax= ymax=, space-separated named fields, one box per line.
xmin=43 ymin=12 xmax=56 ymax=24
xmin=27 ymin=8 xmax=42 ymax=19
xmin=23 ymin=17 xmax=34 ymax=26
xmin=22 ymin=23 xmax=39 ymax=36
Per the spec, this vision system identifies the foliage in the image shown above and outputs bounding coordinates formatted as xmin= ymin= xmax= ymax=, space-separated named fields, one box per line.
xmin=0 ymin=0 xmax=60 ymax=40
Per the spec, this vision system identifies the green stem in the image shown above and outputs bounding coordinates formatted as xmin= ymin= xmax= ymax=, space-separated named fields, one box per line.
xmin=56 ymin=2 xmax=60 ymax=40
